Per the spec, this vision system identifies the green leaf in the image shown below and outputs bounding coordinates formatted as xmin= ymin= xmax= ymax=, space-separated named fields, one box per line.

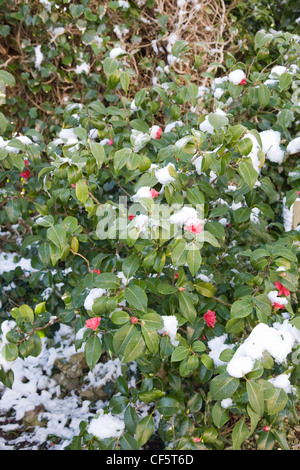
xmin=141 ymin=327 xmax=159 ymax=354
xmin=125 ymin=285 xmax=148 ymax=311
xmin=212 ymin=402 xmax=230 ymax=429
xmin=178 ymin=291 xmax=197 ymax=324
xmin=103 ymin=57 xmax=119 ymax=76
xmin=114 ymin=148 xmax=133 ymax=173
xmin=266 ymin=388 xmax=288 ymax=415
xmin=230 ymin=297 xmax=253 ymax=318
xmin=120 ymin=71 xmax=130 ymax=94
xmin=47 ymin=225 xmax=67 ymax=249
xmin=85 ymin=335 xmax=102 ymax=371
xmin=246 ymin=380 xmax=264 ymax=416
xmin=110 ymin=310 xmax=130 ymax=325
xmin=238 ymin=161 xmax=258 ymax=189
xmin=187 ymin=243 xmax=202 ymax=276
xmin=18 ymin=305 xmax=34 ymax=324
xmin=2 ymin=343 xmax=18 ymax=361
xmin=210 ymin=372 xmax=240 ymax=400
xmin=232 ymin=419 xmax=249 ymax=450
xmin=123 ymin=330 xmax=145 ymax=362
xmin=208 ymin=113 xmax=229 ymax=129
xmin=194 ymin=280 xmax=215 ymax=297
xmin=156 ymin=397 xmax=181 ymax=418
xmin=257 ymin=84 xmax=271 ymax=108
xmin=0 ymin=70 xmax=15 ymax=86
xmin=122 ymin=254 xmax=141 ymax=279
xmin=76 ymin=179 xmax=88 ymax=204
xmin=93 ymin=273 xmax=121 ymax=289
xmin=90 ymin=141 xmax=106 ymax=168
xmin=171 ymin=345 xmax=190 ymax=362
xmin=171 ymin=239 xmax=187 ymax=267
xmin=172 ymin=40 xmax=191 ymax=57
xmin=279 ymin=72 xmax=292 ymax=90
xmin=141 ymin=312 xmax=163 ymax=330
xmin=136 ymin=415 xmax=154 ymax=448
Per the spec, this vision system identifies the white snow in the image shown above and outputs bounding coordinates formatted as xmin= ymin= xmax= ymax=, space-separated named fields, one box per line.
xmin=228 ymin=69 xmax=246 ymax=85
xmin=226 ymin=321 xmax=300 ymax=378
xmin=0 ymin=252 xmax=37 ymax=276
xmin=207 ymin=334 xmax=234 ymax=367
xmin=109 ymin=47 xmax=126 ymax=59
xmin=34 ymin=45 xmax=44 ymax=70
xmin=260 ymin=129 xmax=284 ymax=164
xmin=287 ymin=136 xmax=300 ymax=154
xmin=157 ymin=315 xmax=179 ymax=347
xmin=84 ymin=288 xmax=106 ymax=311
xmin=267 ymin=290 xmax=288 ymax=306
xmin=75 ymin=62 xmax=90 ymax=75
xmin=87 ymin=409 xmax=125 ymax=439
xmin=155 ymin=163 xmax=176 ymax=185
xmin=168 ymin=206 xmax=199 ymax=227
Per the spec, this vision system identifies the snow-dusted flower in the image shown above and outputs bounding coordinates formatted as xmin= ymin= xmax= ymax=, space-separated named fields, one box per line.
xmin=267 ymin=290 xmax=288 ymax=308
xmin=184 ymin=219 xmax=203 ymax=234
xmin=155 ymin=163 xmax=175 ymax=185
xmin=228 ymin=69 xmax=247 ymax=85
xmin=131 ymin=186 xmax=159 ymax=202
xmin=150 ymin=125 xmax=163 ymax=139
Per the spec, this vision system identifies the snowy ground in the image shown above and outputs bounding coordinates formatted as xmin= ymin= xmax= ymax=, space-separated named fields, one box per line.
xmin=0 ymin=322 xmax=134 ymax=450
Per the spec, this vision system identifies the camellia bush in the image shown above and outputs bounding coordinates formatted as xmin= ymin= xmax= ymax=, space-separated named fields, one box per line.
xmin=0 ymin=0 xmax=300 ymax=451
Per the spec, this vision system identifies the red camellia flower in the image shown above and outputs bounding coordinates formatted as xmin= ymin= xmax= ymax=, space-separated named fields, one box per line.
xmin=273 ymin=302 xmax=285 ymax=310
xmin=178 ymin=287 xmax=185 ymax=291
xmin=204 ymin=310 xmax=216 ymax=328
xmin=193 ymin=437 xmax=201 ymax=443
xmin=20 ymin=169 xmax=30 ymax=180
xmin=130 ymin=316 xmax=139 ymax=324
xmin=24 ymin=159 xmax=30 ymax=165
xmin=85 ymin=317 xmax=101 ymax=330
xmin=240 ymin=78 xmax=247 ymax=85
xmin=263 ymin=426 xmax=270 ymax=432
xmin=108 ymin=138 xmax=113 ymax=145
xmin=128 ymin=214 xmax=135 ymax=221
xmin=274 ymin=281 xmax=290 ymax=297
xmin=150 ymin=188 xmax=159 ymax=198
xmin=91 ymin=268 xmax=101 ymax=275
xmin=184 ymin=221 xmax=203 ymax=234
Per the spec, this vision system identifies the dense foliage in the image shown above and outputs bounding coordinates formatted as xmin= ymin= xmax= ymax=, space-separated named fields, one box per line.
xmin=0 ymin=0 xmax=300 ymax=450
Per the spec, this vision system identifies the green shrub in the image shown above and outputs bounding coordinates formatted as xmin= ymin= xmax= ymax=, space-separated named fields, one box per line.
xmin=0 ymin=2 xmax=300 ymax=451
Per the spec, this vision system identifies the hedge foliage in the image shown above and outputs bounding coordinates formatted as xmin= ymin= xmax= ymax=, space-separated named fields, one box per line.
xmin=0 ymin=0 xmax=300 ymax=450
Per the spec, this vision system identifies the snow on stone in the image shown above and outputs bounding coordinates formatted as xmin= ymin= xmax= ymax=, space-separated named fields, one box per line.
xmin=287 ymin=136 xmax=300 ymax=154
xmin=226 ymin=321 xmax=300 ymax=379
xmin=87 ymin=409 xmax=125 ymax=439
xmin=84 ymin=288 xmax=106 ymax=311
xmin=157 ymin=315 xmax=179 ymax=347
